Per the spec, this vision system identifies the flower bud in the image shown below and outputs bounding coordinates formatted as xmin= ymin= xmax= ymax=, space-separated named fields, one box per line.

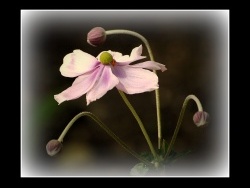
xmin=193 ymin=111 xmax=209 ymax=127
xmin=87 ymin=27 xmax=106 ymax=47
xmin=46 ymin=139 xmax=62 ymax=156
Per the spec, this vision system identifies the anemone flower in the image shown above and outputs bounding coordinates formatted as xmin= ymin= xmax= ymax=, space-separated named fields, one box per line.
xmin=54 ymin=45 xmax=167 ymax=105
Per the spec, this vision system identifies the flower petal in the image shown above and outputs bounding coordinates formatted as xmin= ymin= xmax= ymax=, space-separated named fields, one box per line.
xmin=108 ymin=51 xmax=123 ymax=60
xmin=54 ymin=66 xmax=102 ymax=104
xmin=60 ymin=50 xmax=99 ymax=78
xmin=116 ymin=45 xmax=146 ymax=65
xmin=130 ymin=45 xmax=143 ymax=59
xmin=130 ymin=61 xmax=167 ymax=72
xmin=112 ymin=66 xmax=159 ymax=94
xmin=86 ymin=66 xmax=119 ymax=105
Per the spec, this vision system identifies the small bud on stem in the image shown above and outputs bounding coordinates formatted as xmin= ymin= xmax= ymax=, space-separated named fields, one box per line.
xmin=46 ymin=139 xmax=62 ymax=156
xmin=87 ymin=27 xmax=106 ymax=47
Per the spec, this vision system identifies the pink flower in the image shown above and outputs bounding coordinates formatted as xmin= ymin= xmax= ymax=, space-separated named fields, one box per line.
xmin=54 ymin=45 xmax=167 ymax=105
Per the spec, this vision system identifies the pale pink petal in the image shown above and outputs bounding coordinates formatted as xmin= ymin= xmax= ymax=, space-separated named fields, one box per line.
xmin=130 ymin=45 xmax=143 ymax=58
xmin=112 ymin=66 xmax=159 ymax=94
xmin=115 ymin=55 xmax=131 ymax=63
xmin=108 ymin=51 xmax=123 ymax=60
xmin=54 ymin=65 xmax=102 ymax=104
xmin=115 ymin=45 xmax=146 ymax=65
xmin=130 ymin=61 xmax=167 ymax=72
xmin=60 ymin=50 xmax=99 ymax=78
xmin=86 ymin=66 xmax=119 ymax=105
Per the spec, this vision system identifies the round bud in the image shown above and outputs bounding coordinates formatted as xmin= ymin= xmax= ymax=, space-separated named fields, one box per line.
xmin=46 ymin=139 xmax=63 ymax=156
xmin=87 ymin=27 xmax=106 ymax=47
xmin=193 ymin=111 xmax=209 ymax=127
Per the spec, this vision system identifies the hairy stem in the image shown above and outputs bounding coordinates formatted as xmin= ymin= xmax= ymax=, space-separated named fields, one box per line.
xmin=106 ymin=29 xmax=162 ymax=149
xmin=118 ymin=90 xmax=158 ymax=160
xmin=164 ymin=95 xmax=204 ymax=159
xmin=58 ymin=111 xmax=152 ymax=166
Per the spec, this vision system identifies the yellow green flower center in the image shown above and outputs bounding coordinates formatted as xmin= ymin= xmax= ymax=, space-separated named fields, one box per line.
xmin=100 ymin=52 xmax=113 ymax=65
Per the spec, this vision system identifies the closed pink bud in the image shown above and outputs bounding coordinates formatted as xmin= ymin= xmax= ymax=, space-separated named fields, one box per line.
xmin=193 ymin=111 xmax=209 ymax=127
xmin=46 ymin=139 xmax=62 ymax=156
xmin=87 ymin=27 xmax=106 ymax=47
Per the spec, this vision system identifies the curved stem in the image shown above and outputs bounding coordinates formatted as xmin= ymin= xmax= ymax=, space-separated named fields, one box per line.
xmin=58 ymin=111 xmax=152 ymax=166
xmin=106 ymin=29 xmax=162 ymax=149
xmin=118 ymin=90 xmax=158 ymax=160
xmin=164 ymin=95 xmax=203 ymax=159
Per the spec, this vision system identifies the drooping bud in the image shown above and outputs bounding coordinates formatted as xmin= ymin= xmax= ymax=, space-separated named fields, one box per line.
xmin=87 ymin=27 xmax=106 ymax=47
xmin=193 ymin=111 xmax=209 ymax=127
xmin=100 ymin=52 xmax=113 ymax=65
xmin=46 ymin=139 xmax=63 ymax=156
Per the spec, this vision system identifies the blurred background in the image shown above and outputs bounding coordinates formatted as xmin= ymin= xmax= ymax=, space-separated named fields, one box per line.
xmin=21 ymin=10 xmax=229 ymax=176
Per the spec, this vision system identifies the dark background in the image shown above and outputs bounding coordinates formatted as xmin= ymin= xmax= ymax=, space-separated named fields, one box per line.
xmin=21 ymin=10 xmax=229 ymax=176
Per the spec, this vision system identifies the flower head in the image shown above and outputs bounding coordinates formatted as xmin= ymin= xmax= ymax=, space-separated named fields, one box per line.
xmin=54 ymin=45 xmax=167 ymax=105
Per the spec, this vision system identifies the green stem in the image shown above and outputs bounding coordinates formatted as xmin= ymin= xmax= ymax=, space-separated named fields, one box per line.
xmin=57 ymin=111 xmax=152 ymax=166
xmin=106 ymin=29 xmax=162 ymax=149
xmin=164 ymin=95 xmax=203 ymax=159
xmin=118 ymin=90 xmax=158 ymax=160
